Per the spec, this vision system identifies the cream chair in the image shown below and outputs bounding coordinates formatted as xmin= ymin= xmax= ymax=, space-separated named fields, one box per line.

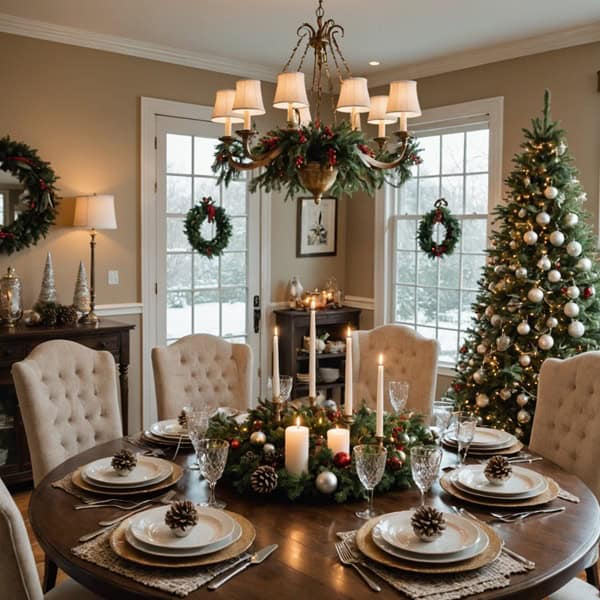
xmin=152 ymin=334 xmax=253 ymax=419
xmin=0 ymin=477 xmax=101 ymax=600
xmin=352 ymin=324 xmax=439 ymax=415
xmin=531 ymin=352 xmax=600 ymax=597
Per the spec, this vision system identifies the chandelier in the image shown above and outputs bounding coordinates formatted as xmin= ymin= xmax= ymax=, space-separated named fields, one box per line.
xmin=210 ymin=0 xmax=422 ymax=203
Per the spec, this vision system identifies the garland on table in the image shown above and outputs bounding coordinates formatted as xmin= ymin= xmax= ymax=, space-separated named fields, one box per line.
xmin=0 ymin=136 xmax=59 ymax=255
xmin=183 ymin=197 xmax=232 ymax=258
xmin=206 ymin=402 xmax=434 ymax=503
xmin=418 ymin=198 xmax=461 ymax=259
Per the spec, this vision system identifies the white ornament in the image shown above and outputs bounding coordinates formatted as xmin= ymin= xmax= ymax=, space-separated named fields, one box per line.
xmin=516 ymin=393 xmax=529 ymax=407
xmin=488 ymin=282 xmax=496 ymax=292
xmin=468 ymin=358 xmax=475 ymax=366
xmin=536 ymin=211 xmax=551 ymax=226
xmin=527 ymin=287 xmax=544 ymax=303
xmin=518 ymin=208 xmax=527 ymax=218
xmin=515 ymin=267 xmax=528 ymax=279
xmin=517 ymin=321 xmax=531 ymax=335
xmin=563 ymin=213 xmax=579 ymax=228
xmin=509 ymin=241 xmax=518 ymax=250
xmin=494 ymin=265 xmax=504 ymax=275
xmin=566 ymin=286 xmax=580 ymax=299
xmin=499 ymin=388 xmax=512 ymax=400
xmin=544 ymin=186 xmax=558 ymax=200
xmin=476 ymin=344 xmax=487 ymax=355
xmin=537 ymin=256 xmax=551 ymax=271
xmin=549 ymin=230 xmax=565 ymax=247
xmin=485 ymin=306 xmax=495 ymax=319
xmin=517 ymin=409 xmax=532 ymax=424
xmin=538 ymin=333 xmax=555 ymax=350
xmin=546 ymin=316 xmax=559 ymax=329
xmin=564 ymin=301 xmax=580 ymax=318
xmin=490 ymin=314 xmax=503 ymax=327
xmin=496 ymin=334 xmax=511 ymax=351
xmin=566 ymin=241 xmax=582 ymax=257
xmin=547 ymin=269 xmax=561 ymax=283
xmin=557 ymin=142 xmax=567 ymax=155
xmin=519 ymin=354 xmax=531 ymax=367
xmin=568 ymin=320 xmax=585 ymax=338
xmin=476 ymin=393 xmax=490 ymax=408
xmin=577 ymin=257 xmax=592 ymax=272
xmin=523 ymin=230 xmax=538 ymax=245
xmin=315 ymin=471 xmax=338 ymax=494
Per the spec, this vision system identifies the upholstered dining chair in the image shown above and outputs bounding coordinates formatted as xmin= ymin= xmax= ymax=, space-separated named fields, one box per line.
xmin=0 ymin=477 xmax=101 ymax=600
xmin=531 ymin=352 xmax=600 ymax=597
xmin=152 ymin=334 xmax=253 ymax=419
xmin=352 ymin=324 xmax=439 ymax=415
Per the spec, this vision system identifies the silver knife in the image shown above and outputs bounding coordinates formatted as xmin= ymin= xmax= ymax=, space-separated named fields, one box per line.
xmin=208 ymin=544 xmax=278 ymax=590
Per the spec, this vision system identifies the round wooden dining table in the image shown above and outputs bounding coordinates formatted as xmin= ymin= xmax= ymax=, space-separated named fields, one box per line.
xmin=30 ymin=438 xmax=599 ymax=600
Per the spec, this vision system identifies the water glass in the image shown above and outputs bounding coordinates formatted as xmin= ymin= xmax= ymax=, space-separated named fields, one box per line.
xmin=268 ymin=375 xmax=293 ymax=402
xmin=410 ymin=446 xmax=443 ymax=505
xmin=353 ymin=444 xmax=387 ymax=520
xmin=431 ymin=400 xmax=455 ymax=439
xmin=197 ymin=439 xmax=229 ymax=509
xmin=185 ymin=406 xmax=209 ymax=471
xmin=389 ymin=381 xmax=410 ymax=414
xmin=455 ymin=413 xmax=478 ymax=466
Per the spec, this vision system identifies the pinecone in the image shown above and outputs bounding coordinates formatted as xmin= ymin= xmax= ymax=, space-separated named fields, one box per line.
xmin=250 ymin=465 xmax=278 ymax=494
xmin=111 ymin=449 xmax=137 ymax=474
xmin=411 ymin=506 xmax=447 ymax=542
xmin=36 ymin=302 xmax=58 ymax=326
xmin=164 ymin=500 xmax=198 ymax=532
xmin=177 ymin=409 xmax=188 ymax=429
xmin=56 ymin=304 xmax=78 ymax=326
xmin=484 ymin=455 xmax=512 ymax=485
xmin=242 ymin=450 xmax=258 ymax=465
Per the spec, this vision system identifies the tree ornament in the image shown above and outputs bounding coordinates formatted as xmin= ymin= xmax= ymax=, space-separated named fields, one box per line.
xmin=547 ymin=269 xmax=561 ymax=283
xmin=252 ymin=419 xmax=264 ymax=431
xmin=563 ymin=213 xmax=579 ymax=228
xmin=583 ymin=286 xmax=595 ymax=299
xmin=37 ymin=253 xmax=57 ymax=305
xmin=333 ymin=451 xmax=352 ymax=469
xmin=250 ymin=431 xmax=267 ymax=446
xmin=523 ymin=230 xmax=538 ymax=245
xmin=576 ymin=257 xmax=592 ymax=272
xmin=321 ymin=399 xmax=337 ymax=412
xmin=549 ymin=230 xmax=565 ymax=247
xmin=523 ymin=176 xmax=531 ymax=187
xmin=476 ymin=343 xmax=487 ymax=354
xmin=473 ymin=369 xmax=486 ymax=384
xmin=517 ymin=409 xmax=532 ymax=424
xmin=537 ymin=256 xmax=551 ymax=271
xmin=250 ymin=465 xmax=278 ymax=494
xmin=568 ymin=320 xmax=585 ymax=338
xmin=499 ymin=388 xmax=512 ymax=400
xmin=517 ymin=321 xmax=531 ymax=335
xmin=494 ymin=265 xmax=504 ymax=275
xmin=538 ymin=333 xmax=554 ymax=350
xmin=563 ymin=301 xmax=580 ymax=318
xmin=164 ymin=500 xmax=198 ymax=536
xmin=566 ymin=285 xmax=580 ymax=299
xmin=535 ymin=211 xmax=551 ymax=226
xmin=184 ymin=197 xmax=232 ymax=258
xmin=230 ymin=438 xmax=241 ymax=450
xmin=484 ymin=455 xmax=513 ymax=485
xmin=566 ymin=241 xmax=582 ymax=257
xmin=519 ymin=354 xmax=531 ymax=367
xmin=490 ymin=314 xmax=503 ymax=327
xmin=546 ymin=316 xmax=559 ymax=329
xmin=557 ymin=141 xmax=567 ymax=155
xmin=544 ymin=186 xmax=558 ymax=200
xmin=496 ymin=334 xmax=511 ymax=351
xmin=417 ymin=198 xmax=461 ymax=259
xmin=515 ymin=267 xmax=528 ymax=279
xmin=518 ymin=208 xmax=527 ymax=218
xmin=315 ymin=470 xmax=338 ymax=494
xmin=111 ymin=449 xmax=137 ymax=475
xmin=484 ymin=306 xmax=495 ymax=319
xmin=411 ymin=505 xmax=446 ymax=542
xmin=468 ymin=358 xmax=475 ymax=366
xmin=476 ymin=393 xmax=489 ymax=408
xmin=509 ymin=240 xmax=518 ymax=250
xmin=516 ymin=393 xmax=529 ymax=407
xmin=527 ymin=287 xmax=544 ymax=303
xmin=263 ymin=442 xmax=276 ymax=457
xmin=72 ymin=260 xmax=91 ymax=315
xmin=514 ymin=427 xmax=524 ymax=439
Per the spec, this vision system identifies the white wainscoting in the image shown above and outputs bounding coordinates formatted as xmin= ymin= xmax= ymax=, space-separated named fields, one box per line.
xmin=95 ymin=302 xmax=143 ymax=317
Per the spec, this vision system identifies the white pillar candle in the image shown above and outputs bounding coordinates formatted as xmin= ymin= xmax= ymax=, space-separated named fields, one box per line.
xmin=285 ymin=418 xmax=309 ymax=476
xmin=377 ymin=122 xmax=385 ymax=138
xmin=376 ymin=354 xmax=384 ymax=437
xmin=309 ymin=300 xmax=317 ymax=399
xmin=327 ymin=427 xmax=350 ymax=456
xmin=272 ymin=327 xmax=280 ymax=398
xmin=344 ymin=327 xmax=353 ymax=415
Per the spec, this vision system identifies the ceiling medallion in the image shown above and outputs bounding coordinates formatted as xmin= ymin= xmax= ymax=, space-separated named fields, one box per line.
xmin=211 ymin=0 xmax=422 ymax=203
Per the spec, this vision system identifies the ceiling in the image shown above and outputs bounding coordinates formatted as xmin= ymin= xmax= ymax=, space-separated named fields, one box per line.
xmin=1 ymin=0 xmax=599 ymax=80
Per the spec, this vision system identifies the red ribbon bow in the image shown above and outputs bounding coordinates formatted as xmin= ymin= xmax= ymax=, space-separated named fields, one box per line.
xmin=202 ymin=197 xmax=216 ymax=223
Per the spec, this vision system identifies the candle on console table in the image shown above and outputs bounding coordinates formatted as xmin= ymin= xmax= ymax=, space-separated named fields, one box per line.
xmin=376 ymin=354 xmax=384 ymax=437
xmin=272 ymin=327 xmax=280 ymax=398
xmin=344 ymin=327 xmax=353 ymax=415
xmin=309 ymin=299 xmax=317 ymax=399
xmin=285 ymin=418 xmax=309 ymax=476
xmin=327 ymin=426 xmax=350 ymax=456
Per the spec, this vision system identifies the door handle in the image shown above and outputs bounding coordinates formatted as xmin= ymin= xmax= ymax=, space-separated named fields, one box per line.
xmin=253 ymin=295 xmax=261 ymax=334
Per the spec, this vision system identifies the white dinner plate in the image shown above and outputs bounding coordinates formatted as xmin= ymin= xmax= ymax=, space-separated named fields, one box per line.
xmin=130 ymin=505 xmax=236 ymax=550
xmin=372 ymin=521 xmax=489 ymax=564
xmin=125 ymin=519 xmax=242 ymax=558
xmin=150 ymin=419 xmax=188 ymax=439
xmin=442 ymin=435 xmax=516 ymax=451
xmin=377 ymin=511 xmax=480 ymax=555
xmin=82 ymin=456 xmax=173 ymax=487
xmin=80 ymin=469 xmax=172 ymax=490
xmin=456 ymin=465 xmax=547 ymax=498
xmin=446 ymin=427 xmax=514 ymax=448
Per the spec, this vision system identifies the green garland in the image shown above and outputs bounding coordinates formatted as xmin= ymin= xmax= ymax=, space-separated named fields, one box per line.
xmin=418 ymin=198 xmax=461 ymax=259
xmin=207 ymin=402 xmax=434 ymax=503
xmin=183 ymin=197 xmax=232 ymax=258
xmin=212 ymin=121 xmax=422 ymax=202
xmin=0 ymin=136 xmax=59 ymax=255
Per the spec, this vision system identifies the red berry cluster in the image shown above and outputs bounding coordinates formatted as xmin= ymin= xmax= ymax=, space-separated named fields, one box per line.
xmin=298 ymin=130 xmax=307 ymax=144
xmin=327 ymin=148 xmax=337 ymax=167
xmin=263 ymin=136 xmax=279 ymax=150
xmin=322 ymin=126 xmax=333 ymax=139
xmin=358 ymin=143 xmax=375 ymax=157
xmin=295 ymin=156 xmax=304 ymax=168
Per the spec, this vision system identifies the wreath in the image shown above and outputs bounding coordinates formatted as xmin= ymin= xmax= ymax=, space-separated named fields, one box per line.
xmin=183 ymin=197 xmax=232 ymax=258
xmin=0 ymin=136 xmax=59 ymax=255
xmin=418 ymin=198 xmax=461 ymax=259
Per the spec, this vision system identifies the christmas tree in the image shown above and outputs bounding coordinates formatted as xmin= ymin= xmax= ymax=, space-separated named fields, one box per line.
xmin=449 ymin=90 xmax=600 ymax=441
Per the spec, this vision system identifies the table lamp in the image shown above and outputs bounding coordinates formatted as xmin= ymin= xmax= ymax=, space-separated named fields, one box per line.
xmin=73 ymin=194 xmax=117 ymax=323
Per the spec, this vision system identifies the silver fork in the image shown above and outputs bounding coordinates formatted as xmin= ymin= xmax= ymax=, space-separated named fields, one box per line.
xmin=490 ymin=507 xmax=565 ymax=522
xmin=335 ymin=541 xmax=381 ymax=592
xmin=74 ymin=496 xmax=162 ymax=510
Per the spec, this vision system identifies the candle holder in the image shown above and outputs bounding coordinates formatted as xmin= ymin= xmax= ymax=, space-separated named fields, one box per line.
xmin=271 ymin=395 xmax=283 ymax=424
xmin=375 ymin=435 xmax=385 ymax=449
xmin=308 ymin=396 xmax=317 ymax=408
xmin=343 ymin=413 xmax=354 ymax=431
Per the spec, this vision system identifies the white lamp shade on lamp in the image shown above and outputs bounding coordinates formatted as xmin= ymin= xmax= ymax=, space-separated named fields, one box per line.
xmin=367 ymin=95 xmax=396 ymax=125
xmin=336 ymin=77 xmax=371 ymax=113
xmin=232 ymin=79 xmax=266 ymax=116
xmin=211 ymin=89 xmax=244 ymax=124
xmin=386 ymin=80 xmax=421 ymax=118
xmin=73 ymin=195 xmax=117 ymax=230
xmin=273 ymin=72 xmax=309 ymax=109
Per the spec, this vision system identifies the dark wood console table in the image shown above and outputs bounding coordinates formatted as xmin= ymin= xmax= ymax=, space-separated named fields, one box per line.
xmin=0 ymin=319 xmax=133 ymax=485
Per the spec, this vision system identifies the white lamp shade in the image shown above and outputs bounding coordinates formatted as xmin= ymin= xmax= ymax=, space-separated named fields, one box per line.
xmin=336 ymin=77 xmax=371 ymax=113
xmin=367 ymin=95 xmax=396 ymax=125
xmin=73 ymin=195 xmax=117 ymax=229
xmin=211 ymin=89 xmax=244 ymax=124
xmin=386 ymin=80 xmax=421 ymax=118
xmin=273 ymin=72 xmax=309 ymax=109
xmin=232 ymin=79 xmax=266 ymax=116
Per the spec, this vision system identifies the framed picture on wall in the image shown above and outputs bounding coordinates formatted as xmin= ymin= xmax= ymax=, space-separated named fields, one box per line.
xmin=296 ymin=197 xmax=338 ymax=257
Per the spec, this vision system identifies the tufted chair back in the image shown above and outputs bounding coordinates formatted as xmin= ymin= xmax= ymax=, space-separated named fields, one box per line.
xmin=530 ymin=352 xmax=600 ymax=500
xmin=152 ymin=334 xmax=253 ymax=419
xmin=12 ymin=340 xmax=122 ymax=486
xmin=352 ymin=324 xmax=439 ymax=416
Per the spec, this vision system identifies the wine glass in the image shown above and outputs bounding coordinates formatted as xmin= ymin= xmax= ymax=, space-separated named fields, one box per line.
xmin=268 ymin=375 xmax=294 ymax=402
xmin=431 ymin=400 xmax=455 ymax=440
xmin=197 ymin=438 xmax=229 ymax=509
xmin=353 ymin=444 xmax=387 ymax=520
xmin=410 ymin=446 xmax=443 ymax=505
xmin=455 ymin=412 xmax=478 ymax=467
xmin=185 ymin=406 xmax=209 ymax=471
xmin=389 ymin=381 xmax=409 ymax=414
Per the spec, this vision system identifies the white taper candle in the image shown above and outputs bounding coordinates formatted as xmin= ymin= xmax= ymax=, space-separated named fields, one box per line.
xmin=376 ymin=354 xmax=384 ymax=437
xmin=272 ymin=327 xmax=280 ymax=398
xmin=344 ymin=327 xmax=353 ymax=415
xmin=309 ymin=300 xmax=317 ymax=399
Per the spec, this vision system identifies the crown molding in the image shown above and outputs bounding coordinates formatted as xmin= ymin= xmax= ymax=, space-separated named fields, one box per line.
xmin=0 ymin=13 xmax=277 ymax=82
xmin=367 ymin=21 xmax=600 ymax=88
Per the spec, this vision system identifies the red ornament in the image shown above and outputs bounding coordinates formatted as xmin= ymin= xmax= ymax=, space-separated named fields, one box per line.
xmin=230 ymin=439 xmax=241 ymax=450
xmin=333 ymin=451 xmax=352 ymax=469
xmin=327 ymin=409 xmax=342 ymax=422
xmin=387 ymin=455 xmax=403 ymax=471
xmin=453 ymin=382 xmax=463 ymax=392
xmin=583 ymin=286 xmax=594 ymax=299
xmin=561 ymin=286 xmax=568 ymax=294
xmin=252 ymin=419 xmax=264 ymax=431
xmin=459 ymin=345 xmax=468 ymax=354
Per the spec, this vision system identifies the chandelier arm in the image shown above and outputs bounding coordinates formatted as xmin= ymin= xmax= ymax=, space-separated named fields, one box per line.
xmin=283 ymin=28 xmax=311 ymax=72
xmin=358 ymin=140 xmax=410 ymax=170
xmin=226 ymin=145 xmax=284 ymax=171
xmin=329 ymin=25 xmax=352 ymax=77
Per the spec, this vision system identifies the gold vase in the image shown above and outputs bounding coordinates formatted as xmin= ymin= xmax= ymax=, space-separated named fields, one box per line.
xmin=298 ymin=162 xmax=338 ymax=204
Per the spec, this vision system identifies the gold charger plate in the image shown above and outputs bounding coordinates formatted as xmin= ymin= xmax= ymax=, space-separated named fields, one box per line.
xmin=440 ymin=472 xmax=560 ymax=507
xmin=442 ymin=439 xmax=524 ymax=456
xmin=356 ymin=516 xmax=502 ymax=574
xmin=72 ymin=463 xmax=183 ymax=497
xmin=110 ymin=510 xmax=256 ymax=568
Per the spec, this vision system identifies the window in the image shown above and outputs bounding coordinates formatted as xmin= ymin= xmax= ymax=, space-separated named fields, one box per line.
xmin=384 ymin=98 xmax=503 ymax=366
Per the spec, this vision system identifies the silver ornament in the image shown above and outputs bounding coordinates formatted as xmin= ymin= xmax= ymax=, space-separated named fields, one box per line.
xmin=514 ymin=427 xmax=524 ymax=439
xmin=321 ymin=399 xmax=337 ymax=412
xmin=523 ymin=230 xmax=538 ymax=245
xmin=563 ymin=301 xmax=580 ymax=318
xmin=537 ymin=256 xmax=551 ymax=271
xmin=538 ymin=333 xmax=554 ymax=350
xmin=516 ymin=393 xmax=529 ymax=407
xmin=517 ymin=321 xmax=531 ymax=335
xmin=315 ymin=470 xmax=338 ymax=494
xmin=485 ymin=306 xmax=495 ymax=319
xmin=263 ymin=443 xmax=276 ymax=456
xmin=566 ymin=240 xmax=582 ymax=257
xmin=518 ymin=208 xmax=527 ymax=218
xmin=544 ymin=186 xmax=558 ymax=200
xmin=490 ymin=314 xmax=502 ymax=327
xmin=475 ymin=393 xmax=489 ymax=408
xmin=468 ymin=358 xmax=475 ymax=366
xmin=568 ymin=320 xmax=585 ymax=338
xmin=496 ymin=334 xmax=511 ymax=351
xmin=473 ymin=368 xmax=486 ymax=384
xmin=549 ymin=230 xmax=565 ymax=247
xmin=577 ymin=257 xmax=592 ymax=272
xmin=563 ymin=213 xmax=579 ymax=228
xmin=250 ymin=431 xmax=267 ymax=446
xmin=546 ymin=316 xmax=559 ymax=329
xmin=494 ymin=265 xmax=504 ymax=274
xmin=499 ymin=388 xmax=512 ymax=400
xmin=509 ymin=240 xmax=518 ymax=250
xmin=515 ymin=267 xmax=528 ymax=279
xmin=535 ymin=211 xmax=551 ymax=226
xmin=517 ymin=409 xmax=532 ymax=424
xmin=566 ymin=285 xmax=580 ymax=299
xmin=519 ymin=354 xmax=531 ymax=367
xmin=547 ymin=269 xmax=561 ymax=283
xmin=527 ymin=287 xmax=544 ymax=303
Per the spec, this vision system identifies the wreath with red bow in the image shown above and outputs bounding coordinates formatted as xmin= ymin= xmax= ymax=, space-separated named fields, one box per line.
xmin=0 ymin=136 xmax=59 ymax=255
xmin=417 ymin=198 xmax=461 ymax=259
xmin=184 ymin=197 xmax=232 ymax=258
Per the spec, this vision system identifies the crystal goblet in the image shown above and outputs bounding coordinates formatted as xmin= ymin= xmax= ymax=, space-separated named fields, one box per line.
xmin=353 ymin=444 xmax=387 ymax=520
